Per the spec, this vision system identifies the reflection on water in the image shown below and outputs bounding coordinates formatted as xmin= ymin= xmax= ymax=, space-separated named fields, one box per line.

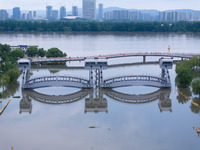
xmin=177 ymin=87 xmax=200 ymax=114
xmin=19 ymin=91 xmax=32 ymax=114
xmin=20 ymin=88 xmax=172 ymax=113
xmin=0 ymin=81 xmax=19 ymax=99
xmin=104 ymin=88 xmax=172 ymax=112
xmin=177 ymin=87 xmax=192 ymax=104
xmin=85 ymin=89 xmax=108 ymax=113
xmin=191 ymin=97 xmax=200 ymax=114
xmin=1 ymin=32 xmax=200 ymax=150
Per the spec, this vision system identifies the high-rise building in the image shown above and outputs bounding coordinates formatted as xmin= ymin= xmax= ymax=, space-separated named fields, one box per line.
xmin=21 ymin=13 xmax=26 ymax=20
xmin=105 ymin=11 xmax=113 ymax=20
xmin=72 ymin=6 xmax=78 ymax=16
xmin=112 ymin=10 xmax=129 ymax=20
xmin=46 ymin=6 xmax=52 ymax=20
xmin=159 ymin=11 xmax=167 ymax=21
xmin=189 ymin=12 xmax=194 ymax=21
xmin=105 ymin=10 xmax=153 ymax=21
xmin=13 ymin=7 xmax=21 ymax=20
xmin=29 ymin=11 xmax=32 ymax=20
xmin=60 ymin=6 xmax=66 ymax=19
xmin=167 ymin=12 xmax=176 ymax=21
xmin=129 ymin=11 xmax=141 ymax=21
xmin=52 ymin=10 xmax=58 ymax=20
xmin=27 ymin=13 xmax=30 ymax=20
xmin=0 ymin=9 xmax=8 ymax=20
xmin=33 ymin=11 xmax=37 ymax=18
xmin=82 ymin=0 xmax=96 ymax=20
xmin=98 ymin=3 xmax=103 ymax=20
xmin=179 ymin=12 xmax=186 ymax=21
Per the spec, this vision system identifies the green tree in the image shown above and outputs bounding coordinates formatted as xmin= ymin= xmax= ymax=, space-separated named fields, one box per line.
xmin=10 ymin=48 xmax=24 ymax=61
xmin=191 ymin=78 xmax=200 ymax=97
xmin=46 ymin=48 xmax=66 ymax=58
xmin=0 ymin=43 xmax=11 ymax=60
xmin=26 ymin=46 xmax=38 ymax=57
xmin=2 ymin=74 xmax=10 ymax=88
xmin=177 ymin=67 xmax=192 ymax=87
xmin=6 ymin=68 xmax=20 ymax=83
xmin=37 ymin=48 xmax=46 ymax=57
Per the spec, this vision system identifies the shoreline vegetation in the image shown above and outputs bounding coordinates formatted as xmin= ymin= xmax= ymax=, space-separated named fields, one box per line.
xmin=0 ymin=43 xmax=66 ymax=98
xmin=0 ymin=21 xmax=200 ymax=32
xmin=176 ymin=57 xmax=200 ymax=97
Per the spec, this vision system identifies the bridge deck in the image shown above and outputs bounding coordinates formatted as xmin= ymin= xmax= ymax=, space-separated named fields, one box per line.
xmin=32 ymin=52 xmax=200 ymax=63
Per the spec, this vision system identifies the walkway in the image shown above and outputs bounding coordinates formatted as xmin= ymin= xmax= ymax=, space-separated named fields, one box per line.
xmin=32 ymin=52 xmax=200 ymax=63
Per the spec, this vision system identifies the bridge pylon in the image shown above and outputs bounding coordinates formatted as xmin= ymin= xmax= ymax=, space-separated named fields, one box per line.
xmin=159 ymin=58 xmax=173 ymax=87
xmin=85 ymin=60 xmax=108 ymax=89
xmin=18 ymin=59 xmax=31 ymax=88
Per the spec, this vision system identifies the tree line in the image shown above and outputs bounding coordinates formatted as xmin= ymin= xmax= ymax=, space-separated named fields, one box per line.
xmin=26 ymin=46 xmax=66 ymax=58
xmin=0 ymin=21 xmax=200 ymax=32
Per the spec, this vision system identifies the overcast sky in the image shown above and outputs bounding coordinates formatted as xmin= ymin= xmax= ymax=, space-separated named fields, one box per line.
xmin=0 ymin=0 xmax=199 ymax=11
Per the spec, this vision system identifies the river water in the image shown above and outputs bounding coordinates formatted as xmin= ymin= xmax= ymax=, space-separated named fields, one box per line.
xmin=0 ymin=32 xmax=200 ymax=150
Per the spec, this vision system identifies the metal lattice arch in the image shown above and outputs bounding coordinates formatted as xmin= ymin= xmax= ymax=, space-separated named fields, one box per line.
xmin=102 ymin=75 xmax=171 ymax=88
xmin=22 ymin=76 xmax=92 ymax=89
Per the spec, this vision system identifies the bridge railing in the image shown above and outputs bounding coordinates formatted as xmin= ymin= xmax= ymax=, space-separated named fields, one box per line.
xmin=103 ymin=75 xmax=168 ymax=86
xmin=24 ymin=76 xmax=90 ymax=86
xmin=32 ymin=52 xmax=200 ymax=63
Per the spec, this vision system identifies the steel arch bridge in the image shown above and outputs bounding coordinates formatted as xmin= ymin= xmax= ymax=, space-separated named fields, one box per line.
xmin=102 ymin=75 xmax=170 ymax=88
xmin=18 ymin=58 xmax=172 ymax=89
xmin=22 ymin=76 xmax=92 ymax=89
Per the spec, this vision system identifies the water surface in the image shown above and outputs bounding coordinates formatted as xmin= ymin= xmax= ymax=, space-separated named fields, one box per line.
xmin=0 ymin=32 xmax=200 ymax=150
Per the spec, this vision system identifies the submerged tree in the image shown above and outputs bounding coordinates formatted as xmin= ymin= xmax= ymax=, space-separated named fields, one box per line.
xmin=192 ymin=78 xmax=200 ymax=98
xmin=176 ymin=67 xmax=192 ymax=87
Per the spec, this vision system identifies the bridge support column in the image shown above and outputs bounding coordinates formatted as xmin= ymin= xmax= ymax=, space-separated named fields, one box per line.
xmin=26 ymin=69 xmax=29 ymax=82
xmin=100 ymin=67 xmax=103 ymax=87
xmin=89 ymin=68 xmax=93 ymax=87
xmin=95 ymin=69 xmax=100 ymax=88
xmin=143 ymin=56 xmax=146 ymax=63
xmin=161 ymin=69 xmax=165 ymax=79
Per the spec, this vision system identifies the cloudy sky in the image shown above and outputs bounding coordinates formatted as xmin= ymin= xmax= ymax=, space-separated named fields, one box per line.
xmin=0 ymin=0 xmax=199 ymax=11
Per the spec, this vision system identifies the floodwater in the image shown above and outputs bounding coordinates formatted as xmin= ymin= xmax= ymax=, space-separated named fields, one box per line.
xmin=0 ymin=32 xmax=200 ymax=150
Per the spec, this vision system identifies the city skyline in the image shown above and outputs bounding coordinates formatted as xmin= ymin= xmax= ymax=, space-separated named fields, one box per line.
xmin=0 ymin=0 xmax=200 ymax=11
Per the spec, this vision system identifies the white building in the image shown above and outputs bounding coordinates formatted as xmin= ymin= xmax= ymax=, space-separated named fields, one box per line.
xmin=11 ymin=45 xmax=38 ymax=52
xmin=82 ymin=0 xmax=96 ymax=20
